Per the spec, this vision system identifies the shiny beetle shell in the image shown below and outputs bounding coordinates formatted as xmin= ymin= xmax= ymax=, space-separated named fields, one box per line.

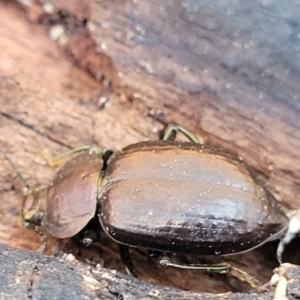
xmin=42 ymin=152 xmax=103 ymax=238
xmin=99 ymin=141 xmax=289 ymax=255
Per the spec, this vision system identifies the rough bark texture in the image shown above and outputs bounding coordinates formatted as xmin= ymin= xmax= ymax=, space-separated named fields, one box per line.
xmin=0 ymin=241 xmax=299 ymax=300
xmin=2 ymin=242 xmax=300 ymax=300
xmin=1 ymin=0 xmax=300 ymax=298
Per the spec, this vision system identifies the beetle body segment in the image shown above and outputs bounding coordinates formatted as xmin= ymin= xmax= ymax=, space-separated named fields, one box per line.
xmin=42 ymin=152 xmax=103 ymax=238
xmin=99 ymin=141 xmax=289 ymax=255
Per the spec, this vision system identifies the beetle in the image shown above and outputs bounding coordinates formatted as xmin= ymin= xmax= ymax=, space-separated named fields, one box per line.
xmin=1 ymin=125 xmax=296 ymax=288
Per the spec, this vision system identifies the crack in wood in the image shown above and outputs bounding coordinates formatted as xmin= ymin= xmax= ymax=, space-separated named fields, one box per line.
xmin=0 ymin=110 xmax=72 ymax=149
xmin=26 ymin=263 xmax=40 ymax=299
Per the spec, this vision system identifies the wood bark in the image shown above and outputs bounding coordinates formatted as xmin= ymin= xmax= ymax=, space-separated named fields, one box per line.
xmin=5 ymin=242 xmax=300 ymax=300
xmin=0 ymin=0 xmax=300 ymax=298
xmin=1 ymin=242 xmax=300 ymax=299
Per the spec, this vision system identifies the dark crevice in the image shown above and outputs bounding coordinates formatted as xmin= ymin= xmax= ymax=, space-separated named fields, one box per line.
xmin=27 ymin=263 xmax=40 ymax=299
xmin=0 ymin=110 xmax=72 ymax=149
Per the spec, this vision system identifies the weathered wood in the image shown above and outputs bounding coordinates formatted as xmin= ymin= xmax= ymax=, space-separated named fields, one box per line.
xmin=0 ymin=242 xmax=288 ymax=300
xmin=88 ymin=0 xmax=300 ymax=212
xmin=1 ymin=241 xmax=300 ymax=299
xmin=1 ymin=0 xmax=300 ymax=297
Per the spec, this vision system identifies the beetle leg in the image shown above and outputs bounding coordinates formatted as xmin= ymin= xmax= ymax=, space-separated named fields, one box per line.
xmin=0 ymin=147 xmax=29 ymax=190
xmin=149 ymin=250 xmax=230 ymax=272
xmin=149 ymin=250 xmax=260 ymax=289
xmin=229 ymin=266 xmax=261 ymax=289
xmin=118 ymin=244 xmax=136 ymax=277
xmin=22 ymin=184 xmax=47 ymax=223
xmin=163 ymin=125 xmax=200 ymax=143
xmin=0 ymin=147 xmax=49 ymax=240
xmin=0 ymin=145 xmax=46 ymax=229
xmin=41 ymin=145 xmax=101 ymax=167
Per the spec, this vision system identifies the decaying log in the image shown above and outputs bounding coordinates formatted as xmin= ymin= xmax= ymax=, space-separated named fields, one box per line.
xmin=2 ymin=242 xmax=300 ymax=299
xmin=1 ymin=0 xmax=300 ymax=298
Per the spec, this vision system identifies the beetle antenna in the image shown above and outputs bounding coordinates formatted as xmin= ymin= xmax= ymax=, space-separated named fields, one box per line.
xmin=0 ymin=147 xmax=29 ymax=192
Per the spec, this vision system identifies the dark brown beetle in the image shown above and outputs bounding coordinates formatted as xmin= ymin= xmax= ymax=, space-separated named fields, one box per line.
xmin=1 ymin=125 xmax=296 ymax=287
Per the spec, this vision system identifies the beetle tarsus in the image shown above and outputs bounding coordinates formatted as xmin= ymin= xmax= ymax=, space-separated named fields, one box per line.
xmin=230 ymin=266 xmax=260 ymax=289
